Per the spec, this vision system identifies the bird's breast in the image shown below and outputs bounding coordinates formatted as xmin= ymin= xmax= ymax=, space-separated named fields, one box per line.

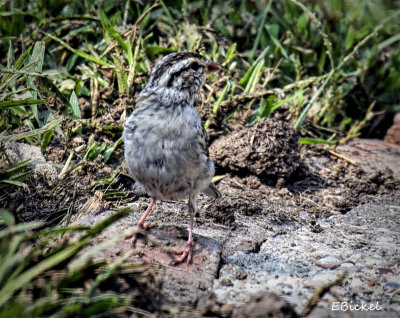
xmin=123 ymin=103 xmax=210 ymax=200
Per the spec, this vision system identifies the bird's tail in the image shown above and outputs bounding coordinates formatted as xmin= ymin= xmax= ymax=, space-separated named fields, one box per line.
xmin=202 ymin=183 xmax=221 ymax=199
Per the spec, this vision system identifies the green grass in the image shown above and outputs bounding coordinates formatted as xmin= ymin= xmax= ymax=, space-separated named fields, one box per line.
xmin=0 ymin=208 xmax=157 ymax=317
xmin=1 ymin=1 xmax=399 ymax=141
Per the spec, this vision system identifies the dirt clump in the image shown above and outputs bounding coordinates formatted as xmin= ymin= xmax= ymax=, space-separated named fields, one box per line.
xmin=204 ymin=145 xmax=396 ymax=229
xmin=210 ymin=118 xmax=300 ymax=184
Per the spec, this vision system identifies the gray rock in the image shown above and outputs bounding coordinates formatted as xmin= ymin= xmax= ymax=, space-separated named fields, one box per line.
xmin=232 ymin=292 xmax=298 ymax=318
xmin=2 ymin=141 xmax=58 ymax=186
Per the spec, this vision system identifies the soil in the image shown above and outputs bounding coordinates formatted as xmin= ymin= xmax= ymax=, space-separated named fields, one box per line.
xmin=1 ymin=95 xmax=400 ymax=317
xmin=210 ymin=118 xmax=301 ymax=183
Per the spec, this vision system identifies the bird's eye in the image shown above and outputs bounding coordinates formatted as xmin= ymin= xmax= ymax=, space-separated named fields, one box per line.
xmin=189 ymin=62 xmax=201 ymax=71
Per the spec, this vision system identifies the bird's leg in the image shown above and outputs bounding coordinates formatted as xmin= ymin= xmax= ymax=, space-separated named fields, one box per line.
xmin=173 ymin=195 xmax=196 ymax=264
xmin=126 ymin=198 xmax=156 ymax=247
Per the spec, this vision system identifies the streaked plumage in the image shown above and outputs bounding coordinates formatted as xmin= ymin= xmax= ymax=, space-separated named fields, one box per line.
xmin=123 ymin=52 xmax=221 ymax=264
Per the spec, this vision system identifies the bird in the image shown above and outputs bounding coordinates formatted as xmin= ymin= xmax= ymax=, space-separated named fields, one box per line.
xmin=123 ymin=52 xmax=221 ymax=264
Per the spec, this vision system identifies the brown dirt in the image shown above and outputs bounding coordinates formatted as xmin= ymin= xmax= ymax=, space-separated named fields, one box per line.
xmin=2 ymin=92 xmax=399 ymax=316
xmin=210 ymin=118 xmax=301 ymax=183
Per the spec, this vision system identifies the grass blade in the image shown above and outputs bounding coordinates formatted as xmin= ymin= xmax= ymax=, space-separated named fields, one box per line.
xmin=0 ymin=99 xmax=46 ymax=109
xmin=299 ymin=138 xmax=336 ymax=146
xmin=99 ymin=10 xmax=129 ymax=54
xmin=40 ymin=129 xmax=54 ymax=153
xmin=0 ymin=119 xmax=61 ymax=142
xmin=0 ymin=179 xmax=26 ymax=187
xmin=44 ymin=32 xmax=108 ymax=66
xmin=26 ymin=42 xmax=45 ymax=123
xmin=294 ymin=70 xmax=334 ymax=130
xmin=205 ymin=80 xmax=232 ymax=130
xmin=0 ymin=237 xmax=90 ymax=308
xmin=69 ymin=90 xmax=81 ymax=119
xmin=238 ymin=46 xmax=269 ymax=87
xmin=0 ymin=222 xmax=43 ymax=240
xmin=265 ymin=24 xmax=288 ymax=60
xmin=104 ymin=137 xmax=123 ymax=163
xmin=244 ymin=59 xmax=264 ymax=94
xmin=0 ymin=46 xmax=32 ymax=87
xmin=249 ymin=0 xmax=272 ymax=61
xmin=0 ymin=209 xmax=15 ymax=226
xmin=259 ymin=89 xmax=304 ymax=119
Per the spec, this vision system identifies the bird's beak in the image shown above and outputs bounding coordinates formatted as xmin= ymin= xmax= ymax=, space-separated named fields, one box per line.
xmin=205 ymin=61 xmax=221 ymax=74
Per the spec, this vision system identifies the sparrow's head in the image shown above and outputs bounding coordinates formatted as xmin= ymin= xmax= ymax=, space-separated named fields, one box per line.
xmin=145 ymin=52 xmax=220 ymax=104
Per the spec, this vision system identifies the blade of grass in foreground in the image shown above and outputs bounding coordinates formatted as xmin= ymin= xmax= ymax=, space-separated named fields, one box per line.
xmin=69 ymin=90 xmax=81 ymax=119
xmin=256 ymin=89 xmax=305 ymax=122
xmin=104 ymin=137 xmax=123 ymax=163
xmin=249 ymin=0 xmax=272 ymax=61
xmin=0 ymin=207 xmax=132 ymax=308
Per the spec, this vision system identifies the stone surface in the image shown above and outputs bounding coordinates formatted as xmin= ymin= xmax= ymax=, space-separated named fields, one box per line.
xmin=336 ymin=138 xmax=400 ymax=178
xmin=74 ymin=204 xmax=222 ymax=305
xmin=72 ymin=138 xmax=400 ymax=317
xmin=232 ymin=292 xmax=298 ymax=318
xmin=213 ymin=201 xmax=400 ymax=316
xmin=2 ymin=141 xmax=58 ymax=186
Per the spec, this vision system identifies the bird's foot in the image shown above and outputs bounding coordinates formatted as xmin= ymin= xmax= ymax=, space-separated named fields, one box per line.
xmin=172 ymin=240 xmax=193 ymax=265
xmin=125 ymin=222 xmax=151 ymax=247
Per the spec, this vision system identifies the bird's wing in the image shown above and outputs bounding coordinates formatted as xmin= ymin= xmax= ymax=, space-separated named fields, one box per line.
xmin=199 ymin=123 xmax=210 ymax=157
xmin=198 ymin=117 xmax=221 ymax=198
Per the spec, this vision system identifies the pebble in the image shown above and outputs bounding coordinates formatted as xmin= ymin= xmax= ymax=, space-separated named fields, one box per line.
xmin=316 ymin=256 xmax=341 ymax=266
xmin=385 ymin=282 xmax=400 ymax=289
xmin=304 ymin=273 xmax=339 ymax=288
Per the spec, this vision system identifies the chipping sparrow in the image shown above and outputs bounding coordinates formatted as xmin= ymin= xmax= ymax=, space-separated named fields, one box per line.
xmin=123 ymin=52 xmax=221 ymax=264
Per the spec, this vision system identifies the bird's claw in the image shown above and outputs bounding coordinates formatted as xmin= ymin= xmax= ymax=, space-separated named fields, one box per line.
xmin=142 ymin=222 xmax=150 ymax=230
xmin=126 ymin=222 xmax=151 ymax=247
xmin=171 ymin=241 xmax=193 ymax=265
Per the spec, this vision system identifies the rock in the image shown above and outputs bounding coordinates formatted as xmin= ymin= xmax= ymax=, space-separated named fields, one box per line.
xmin=232 ymin=291 xmax=298 ymax=318
xmin=364 ymin=256 xmax=384 ymax=267
xmin=339 ymin=262 xmax=358 ymax=271
xmin=221 ymin=278 xmax=234 ymax=287
xmin=304 ymin=273 xmax=339 ymax=288
xmin=1 ymin=141 xmax=58 ymax=186
xmin=235 ymin=267 xmax=248 ymax=280
xmin=384 ymin=113 xmax=400 ymax=145
xmin=316 ymin=256 xmax=341 ymax=267
xmin=73 ymin=207 xmax=222 ymax=305
xmin=385 ymin=282 xmax=400 ymax=289
xmin=336 ymin=139 xmax=400 ymax=179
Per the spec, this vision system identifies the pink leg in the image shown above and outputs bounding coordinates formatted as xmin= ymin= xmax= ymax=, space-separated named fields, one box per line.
xmin=127 ymin=198 xmax=156 ymax=247
xmin=173 ymin=213 xmax=194 ymax=264
xmin=173 ymin=195 xmax=196 ymax=264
